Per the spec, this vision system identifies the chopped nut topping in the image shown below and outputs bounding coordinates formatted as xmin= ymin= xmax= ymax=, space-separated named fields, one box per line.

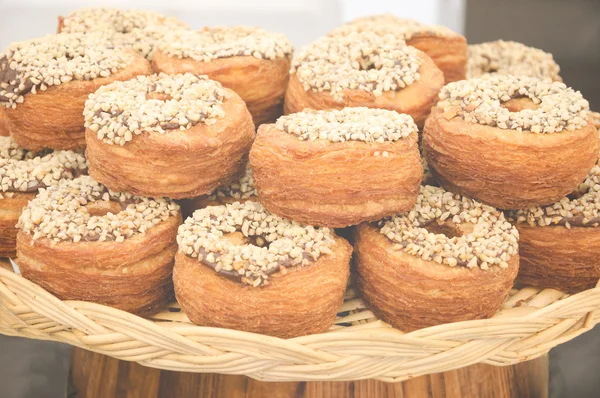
xmin=0 ymin=136 xmax=87 ymax=199
xmin=18 ymin=175 xmax=180 ymax=243
xmin=177 ymin=201 xmax=335 ymax=286
xmin=0 ymin=33 xmax=133 ymax=109
xmin=592 ymin=111 xmax=600 ymax=131
xmin=379 ymin=185 xmax=518 ymax=270
xmin=467 ymin=41 xmax=560 ymax=80
xmin=290 ymin=32 xmax=422 ymax=101
xmin=508 ymin=165 xmax=600 ymax=228
xmin=208 ymin=163 xmax=257 ymax=201
xmin=60 ymin=8 xmax=189 ymax=59
xmin=156 ymin=26 xmax=293 ymax=63
xmin=275 ymin=107 xmax=417 ymax=143
xmin=437 ymin=75 xmax=589 ymax=133
xmin=84 ymin=73 xmax=226 ymax=146
xmin=330 ymin=14 xmax=460 ymax=40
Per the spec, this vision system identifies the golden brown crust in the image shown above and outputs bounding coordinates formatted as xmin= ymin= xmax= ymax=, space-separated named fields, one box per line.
xmin=250 ymin=124 xmax=422 ymax=228
xmin=516 ymin=224 xmax=600 ymax=293
xmin=355 ymin=224 xmax=519 ymax=331
xmin=406 ymin=35 xmax=467 ymax=83
xmin=0 ymin=109 xmax=8 ymax=137
xmin=173 ymin=235 xmax=351 ymax=338
xmin=152 ymin=51 xmax=290 ymax=126
xmin=16 ymin=212 xmax=182 ymax=316
xmin=283 ymin=52 xmax=444 ymax=128
xmin=423 ymin=107 xmax=599 ymax=209
xmin=86 ymin=89 xmax=255 ymax=199
xmin=4 ymin=54 xmax=152 ymax=151
xmin=0 ymin=194 xmax=34 ymax=258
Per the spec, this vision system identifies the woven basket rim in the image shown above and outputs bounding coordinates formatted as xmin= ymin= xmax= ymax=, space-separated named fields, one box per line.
xmin=1 ymin=264 xmax=599 ymax=382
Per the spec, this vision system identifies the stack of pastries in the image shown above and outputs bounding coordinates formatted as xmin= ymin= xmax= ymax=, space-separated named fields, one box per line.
xmin=1 ymin=7 xmax=598 ymax=336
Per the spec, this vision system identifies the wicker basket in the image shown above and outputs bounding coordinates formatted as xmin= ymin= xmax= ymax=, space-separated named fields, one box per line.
xmin=0 ymin=260 xmax=599 ymax=383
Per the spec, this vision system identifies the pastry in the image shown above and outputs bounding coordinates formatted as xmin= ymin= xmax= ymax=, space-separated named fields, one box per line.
xmin=250 ymin=108 xmax=422 ymax=227
xmin=178 ymin=163 xmax=257 ymax=218
xmin=0 ymin=33 xmax=152 ymax=151
xmin=355 ymin=185 xmax=519 ymax=331
xmin=174 ymin=201 xmax=352 ymax=338
xmin=16 ymin=176 xmax=181 ymax=316
xmin=152 ymin=27 xmax=293 ymax=125
xmin=57 ymin=7 xmax=188 ymax=59
xmin=467 ymin=40 xmax=561 ymax=80
xmin=0 ymin=136 xmax=87 ymax=257
xmin=423 ymin=75 xmax=597 ymax=209
xmin=507 ymin=165 xmax=600 ymax=292
xmin=284 ymin=32 xmax=444 ymax=128
xmin=0 ymin=109 xmax=8 ymax=136
xmin=84 ymin=73 xmax=255 ymax=199
xmin=329 ymin=14 xmax=467 ymax=83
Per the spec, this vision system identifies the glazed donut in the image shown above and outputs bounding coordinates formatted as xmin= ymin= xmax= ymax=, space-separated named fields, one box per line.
xmin=16 ymin=176 xmax=181 ymax=316
xmin=507 ymin=165 xmax=600 ymax=292
xmin=152 ymin=27 xmax=293 ymax=125
xmin=58 ymin=7 xmax=188 ymax=60
xmin=284 ymin=32 xmax=444 ymax=128
xmin=84 ymin=73 xmax=255 ymax=199
xmin=329 ymin=14 xmax=467 ymax=83
xmin=174 ymin=201 xmax=351 ymax=338
xmin=0 ymin=109 xmax=8 ymax=136
xmin=0 ymin=136 xmax=87 ymax=257
xmin=467 ymin=40 xmax=561 ymax=81
xmin=423 ymin=75 xmax=598 ymax=209
xmin=178 ymin=163 xmax=257 ymax=218
xmin=355 ymin=185 xmax=519 ymax=331
xmin=0 ymin=33 xmax=152 ymax=151
xmin=250 ymin=108 xmax=422 ymax=227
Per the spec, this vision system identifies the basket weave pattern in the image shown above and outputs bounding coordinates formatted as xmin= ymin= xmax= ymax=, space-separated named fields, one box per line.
xmin=0 ymin=264 xmax=599 ymax=382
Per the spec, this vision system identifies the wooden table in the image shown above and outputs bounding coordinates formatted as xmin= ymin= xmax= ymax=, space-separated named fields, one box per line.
xmin=70 ymin=348 xmax=548 ymax=398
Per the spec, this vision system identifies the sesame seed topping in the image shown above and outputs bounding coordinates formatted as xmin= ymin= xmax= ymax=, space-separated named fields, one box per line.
xmin=379 ymin=185 xmax=518 ymax=270
xmin=208 ymin=163 xmax=257 ymax=202
xmin=467 ymin=41 xmax=560 ymax=80
xmin=156 ymin=26 xmax=293 ymax=63
xmin=83 ymin=73 xmax=226 ymax=146
xmin=60 ymin=8 xmax=188 ymax=59
xmin=177 ymin=201 xmax=335 ymax=286
xmin=275 ymin=107 xmax=417 ymax=143
xmin=18 ymin=175 xmax=180 ymax=243
xmin=290 ymin=32 xmax=422 ymax=101
xmin=0 ymin=136 xmax=87 ymax=199
xmin=437 ymin=75 xmax=589 ymax=133
xmin=0 ymin=33 xmax=133 ymax=109
xmin=508 ymin=165 xmax=600 ymax=228
xmin=330 ymin=14 xmax=459 ymax=40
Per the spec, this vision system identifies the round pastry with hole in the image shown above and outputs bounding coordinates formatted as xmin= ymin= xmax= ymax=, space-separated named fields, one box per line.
xmin=0 ymin=136 xmax=87 ymax=258
xmin=178 ymin=163 xmax=257 ymax=219
xmin=507 ymin=165 xmax=600 ymax=293
xmin=16 ymin=176 xmax=181 ymax=315
xmin=467 ymin=40 xmax=561 ymax=81
xmin=423 ymin=75 xmax=598 ymax=210
xmin=329 ymin=14 xmax=467 ymax=83
xmin=355 ymin=185 xmax=519 ymax=331
xmin=153 ymin=26 xmax=293 ymax=126
xmin=84 ymin=73 xmax=255 ymax=199
xmin=250 ymin=108 xmax=422 ymax=228
xmin=284 ymin=32 xmax=444 ymax=128
xmin=174 ymin=201 xmax=352 ymax=338
xmin=0 ymin=109 xmax=8 ymax=136
xmin=58 ymin=7 xmax=189 ymax=60
xmin=0 ymin=33 xmax=152 ymax=151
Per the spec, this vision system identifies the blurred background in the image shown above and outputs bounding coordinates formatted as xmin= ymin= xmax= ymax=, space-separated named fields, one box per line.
xmin=0 ymin=0 xmax=599 ymax=397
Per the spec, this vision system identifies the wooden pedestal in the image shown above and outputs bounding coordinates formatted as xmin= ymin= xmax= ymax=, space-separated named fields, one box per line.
xmin=70 ymin=348 xmax=549 ymax=398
